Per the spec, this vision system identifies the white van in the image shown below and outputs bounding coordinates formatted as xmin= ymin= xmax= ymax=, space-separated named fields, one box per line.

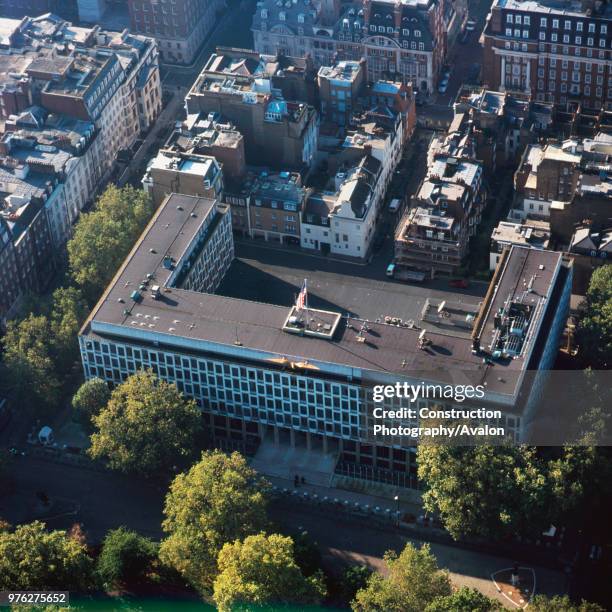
xmin=388 ymin=198 xmax=401 ymax=213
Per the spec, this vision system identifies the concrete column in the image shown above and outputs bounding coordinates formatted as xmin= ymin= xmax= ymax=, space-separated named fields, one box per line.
xmin=500 ymin=55 xmax=506 ymax=91
xmin=322 ymin=434 xmax=328 ymax=453
xmin=524 ymin=60 xmax=531 ymax=91
xmin=290 ymin=428 xmax=295 ymax=448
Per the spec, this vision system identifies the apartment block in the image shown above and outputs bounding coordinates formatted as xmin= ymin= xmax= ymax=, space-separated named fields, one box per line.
xmin=482 ymin=0 xmax=612 ymax=110
xmin=511 ymin=134 xmax=612 ymax=223
xmin=302 ymin=100 xmax=406 ymax=259
xmin=252 ymin=0 xmax=447 ymax=94
xmin=453 ymin=87 xmax=545 ymax=173
xmin=164 ymin=113 xmax=246 ymax=180
xmin=143 ymin=150 xmax=223 ymax=207
xmin=128 ymin=0 xmax=224 ymax=64
xmin=0 ymin=15 xmax=161 ymax=177
xmin=490 ymin=219 xmax=551 ymax=270
xmin=80 ymin=184 xmax=573 ymax=488
xmin=318 ymin=60 xmax=366 ymax=126
xmin=186 ymin=58 xmax=318 ymax=171
xmin=395 ymin=154 xmax=485 ymax=275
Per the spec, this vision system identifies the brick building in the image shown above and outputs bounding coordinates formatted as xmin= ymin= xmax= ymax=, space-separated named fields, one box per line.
xmin=127 ymin=0 xmax=224 ymax=64
xmin=482 ymin=0 xmax=612 ymax=111
xmin=252 ymin=0 xmax=447 ymax=95
xmin=186 ymin=58 xmax=318 ymax=171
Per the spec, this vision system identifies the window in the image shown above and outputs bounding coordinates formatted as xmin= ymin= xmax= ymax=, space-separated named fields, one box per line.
xmin=402 ymin=28 xmax=409 ymax=35
xmin=415 ymin=30 xmax=421 ymax=37
xmin=577 ymin=22 xmax=583 ymax=32
xmin=564 ymin=20 xmax=571 ymax=30
xmin=561 ymin=82 xmax=567 ymax=92
xmin=552 ymin=19 xmax=559 ymax=29
xmin=524 ymin=16 xmax=530 ymax=25
xmin=588 ymin=23 xmax=595 ymax=33
xmin=516 ymin=15 xmax=522 ymax=24
xmin=599 ymin=38 xmax=606 ymax=47
xmin=602 ymin=25 xmax=607 ymax=34
xmin=514 ymin=28 xmax=521 ymax=37
xmin=576 ymin=36 xmax=582 ymax=44
xmin=551 ymin=33 xmax=557 ymax=42
xmin=540 ymin=18 xmax=547 ymax=27
xmin=506 ymin=28 xmax=512 ymax=36
xmin=418 ymin=42 xmax=424 ymax=50
xmin=507 ymin=14 xmax=513 ymax=23
xmin=539 ymin=31 xmax=546 ymax=41
xmin=563 ymin=34 xmax=569 ymax=43
xmin=587 ymin=37 xmax=593 ymax=46
xmin=523 ymin=30 xmax=529 ymax=38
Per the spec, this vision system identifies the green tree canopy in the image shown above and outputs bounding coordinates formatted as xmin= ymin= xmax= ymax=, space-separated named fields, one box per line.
xmin=96 ymin=527 xmax=158 ymax=589
xmin=417 ymin=445 xmax=551 ymax=540
xmin=0 ymin=521 xmax=93 ymax=591
xmin=213 ymin=533 xmax=326 ymax=612
xmin=578 ymin=264 xmax=612 ymax=368
xmin=72 ymin=378 xmax=110 ymax=431
xmin=88 ymin=370 xmax=202 ymax=476
xmin=0 ymin=315 xmax=60 ymax=416
xmin=68 ymin=185 xmax=154 ymax=302
xmin=159 ymin=450 xmax=270 ymax=592
xmin=49 ymin=286 xmax=88 ymax=373
xmin=529 ymin=594 xmax=605 ymax=612
xmin=425 ymin=587 xmax=504 ymax=611
xmin=351 ymin=543 xmax=451 ymax=612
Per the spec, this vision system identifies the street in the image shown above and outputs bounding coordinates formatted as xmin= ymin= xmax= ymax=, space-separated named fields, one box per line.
xmin=1 ymin=455 xmax=567 ymax=606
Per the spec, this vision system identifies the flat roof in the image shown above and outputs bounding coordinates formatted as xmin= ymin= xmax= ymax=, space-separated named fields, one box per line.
xmin=83 ymin=194 xmax=566 ymax=401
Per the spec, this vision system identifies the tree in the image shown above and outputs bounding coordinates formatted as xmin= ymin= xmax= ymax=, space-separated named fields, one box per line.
xmin=577 ymin=265 xmax=612 ymax=368
xmin=0 ymin=521 xmax=93 ymax=590
xmin=72 ymin=378 xmax=110 ymax=431
xmin=68 ymin=185 xmax=154 ymax=302
xmin=529 ymin=594 xmax=604 ymax=612
xmin=49 ymin=286 xmax=88 ymax=373
xmin=213 ymin=533 xmax=326 ymax=611
xmin=352 ymin=543 xmax=451 ymax=612
xmin=425 ymin=587 xmax=503 ymax=611
xmin=96 ymin=527 xmax=158 ymax=589
xmin=340 ymin=565 xmax=373 ymax=606
xmin=88 ymin=370 xmax=202 ymax=476
xmin=0 ymin=315 xmax=60 ymax=416
xmin=417 ymin=445 xmax=552 ymax=540
xmin=159 ymin=450 xmax=270 ymax=592
xmin=292 ymin=530 xmax=323 ymax=577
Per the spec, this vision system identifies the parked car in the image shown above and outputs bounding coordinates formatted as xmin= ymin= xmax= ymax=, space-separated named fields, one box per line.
xmin=449 ymin=278 xmax=469 ymax=288
xmin=388 ymin=198 xmax=401 ymax=213
xmin=438 ymin=79 xmax=449 ymax=94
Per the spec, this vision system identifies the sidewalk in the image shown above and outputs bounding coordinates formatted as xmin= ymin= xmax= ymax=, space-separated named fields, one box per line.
xmin=264 ymin=472 xmax=423 ymax=520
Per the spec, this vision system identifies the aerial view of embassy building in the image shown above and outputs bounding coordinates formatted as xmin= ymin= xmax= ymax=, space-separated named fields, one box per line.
xmin=79 ymin=192 xmax=573 ymax=489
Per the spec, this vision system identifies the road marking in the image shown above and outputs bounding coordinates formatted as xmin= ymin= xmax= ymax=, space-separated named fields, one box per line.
xmin=491 ymin=567 xmax=536 ymax=609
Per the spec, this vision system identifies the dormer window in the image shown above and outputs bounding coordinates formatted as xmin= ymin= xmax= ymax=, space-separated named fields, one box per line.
xmin=261 ymin=8 xmax=268 ymax=18
xmin=279 ymin=11 xmax=285 ymax=21
xmin=414 ymin=29 xmax=421 ymax=37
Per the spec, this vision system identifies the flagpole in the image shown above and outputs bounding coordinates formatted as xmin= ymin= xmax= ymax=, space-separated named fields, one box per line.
xmin=305 ymin=278 xmax=309 ymax=331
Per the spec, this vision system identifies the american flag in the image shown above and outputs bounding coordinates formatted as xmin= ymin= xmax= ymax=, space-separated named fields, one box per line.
xmin=296 ymin=279 xmax=307 ymax=310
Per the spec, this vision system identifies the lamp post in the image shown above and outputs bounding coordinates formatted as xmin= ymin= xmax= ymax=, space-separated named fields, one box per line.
xmin=394 ymin=495 xmax=400 ymax=527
